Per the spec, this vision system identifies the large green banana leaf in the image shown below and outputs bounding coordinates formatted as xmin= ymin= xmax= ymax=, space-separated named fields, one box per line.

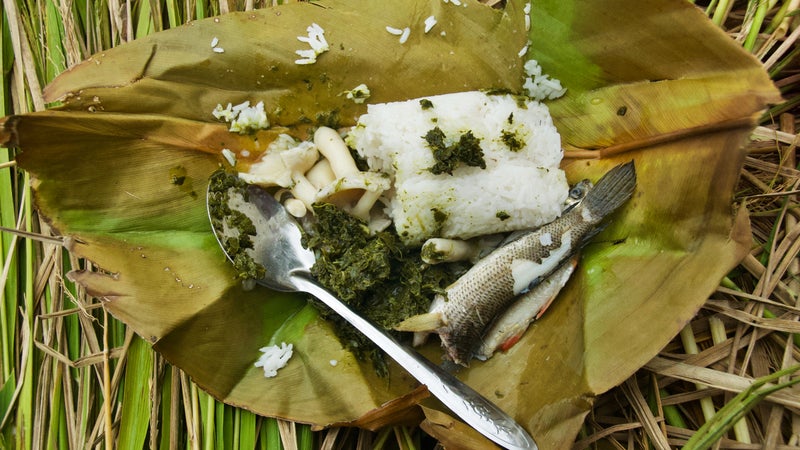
xmin=1 ymin=0 xmax=780 ymax=448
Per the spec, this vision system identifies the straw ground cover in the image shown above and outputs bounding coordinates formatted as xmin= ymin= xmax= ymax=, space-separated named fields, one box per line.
xmin=0 ymin=0 xmax=798 ymax=449
xmin=573 ymin=3 xmax=800 ymax=448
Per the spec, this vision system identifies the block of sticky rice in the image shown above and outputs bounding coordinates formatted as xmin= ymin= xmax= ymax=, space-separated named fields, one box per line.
xmin=347 ymin=91 xmax=568 ymax=245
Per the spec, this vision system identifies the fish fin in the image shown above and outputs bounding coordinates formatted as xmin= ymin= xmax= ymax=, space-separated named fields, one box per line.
xmin=440 ymin=359 xmax=462 ymax=373
xmin=412 ymin=331 xmax=431 ymax=347
xmin=394 ymin=312 xmax=444 ymax=332
xmin=583 ymin=161 xmax=636 ymax=219
xmin=533 ymin=292 xmax=560 ymax=321
xmin=499 ymin=333 xmax=524 ymax=352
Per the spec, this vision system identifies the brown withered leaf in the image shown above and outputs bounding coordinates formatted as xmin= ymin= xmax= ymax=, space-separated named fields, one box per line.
xmin=1 ymin=0 xmax=780 ymax=448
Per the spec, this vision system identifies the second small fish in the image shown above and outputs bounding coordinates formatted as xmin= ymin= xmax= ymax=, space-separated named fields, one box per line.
xmin=397 ymin=161 xmax=637 ymax=366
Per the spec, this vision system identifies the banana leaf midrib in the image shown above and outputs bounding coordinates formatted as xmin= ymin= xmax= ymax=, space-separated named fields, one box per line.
xmin=563 ymin=117 xmax=759 ymax=157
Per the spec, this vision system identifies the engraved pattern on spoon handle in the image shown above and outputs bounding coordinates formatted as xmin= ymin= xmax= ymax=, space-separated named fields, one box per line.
xmin=291 ymin=274 xmax=538 ymax=450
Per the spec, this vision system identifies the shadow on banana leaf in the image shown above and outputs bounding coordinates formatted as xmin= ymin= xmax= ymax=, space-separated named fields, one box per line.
xmin=0 ymin=0 xmax=779 ymax=448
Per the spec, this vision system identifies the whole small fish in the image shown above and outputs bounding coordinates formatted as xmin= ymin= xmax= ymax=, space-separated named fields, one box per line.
xmin=473 ymin=255 xmax=577 ymax=361
xmin=397 ymin=161 xmax=636 ymax=366
xmin=410 ymin=179 xmax=593 ymax=348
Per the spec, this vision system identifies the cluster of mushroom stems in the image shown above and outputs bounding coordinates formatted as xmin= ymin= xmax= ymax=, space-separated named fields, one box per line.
xmin=240 ymin=126 xmax=388 ymax=225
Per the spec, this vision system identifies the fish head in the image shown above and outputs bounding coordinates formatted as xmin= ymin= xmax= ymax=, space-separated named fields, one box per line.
xmin=564 ymin=179 xmax=593 ymax=211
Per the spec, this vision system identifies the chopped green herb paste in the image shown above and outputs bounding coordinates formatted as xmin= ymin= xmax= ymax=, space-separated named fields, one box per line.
xmin=303 ymin=203 xmax=457 ymax=375
xmin=423 ymin=127 xmax=486 ymax=175
xmin=207 ymin=169 xmax=266 ymax=281
xmin=501 ymin=130 xmax=524 ymax=152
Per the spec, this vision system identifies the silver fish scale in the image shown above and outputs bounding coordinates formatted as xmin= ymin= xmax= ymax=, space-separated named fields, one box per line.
xmin=439 ymin=208 xmax=597 ymax=365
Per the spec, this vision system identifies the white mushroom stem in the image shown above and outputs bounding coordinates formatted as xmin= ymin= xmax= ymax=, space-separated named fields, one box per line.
xmin=284 ymin=198 xmax=308 ymax=218
xmin=314 ymin=126 xmax=359 ymax=178
xmin=421 ymin=238 xmax=479 ymax=264
xmin=315 ymin=173 xmax=390 ymax=215
xmin=290 ymin=175 xmax=319 ymax=210
xmin=306 ymin=159 xmax=336 ymax=189
xmin=350 ymin=190 xmax=382 ymax=221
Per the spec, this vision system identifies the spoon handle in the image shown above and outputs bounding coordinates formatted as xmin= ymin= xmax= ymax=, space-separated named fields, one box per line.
xmin=291 ymin=274 xmax=538 ymax=450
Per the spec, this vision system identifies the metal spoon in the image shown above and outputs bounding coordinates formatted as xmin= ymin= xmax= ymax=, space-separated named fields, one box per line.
xmin=208 ymin=182 xmax=537 ymax=450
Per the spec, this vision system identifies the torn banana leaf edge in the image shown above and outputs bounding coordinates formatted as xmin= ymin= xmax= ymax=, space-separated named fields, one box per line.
xmin=0 ymin=0 xmax=782 ymax=448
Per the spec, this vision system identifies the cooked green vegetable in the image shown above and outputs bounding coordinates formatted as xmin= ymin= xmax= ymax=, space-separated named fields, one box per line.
xmin=303 ymin=203 xmax=458 ymax=375
xmin=501 ymin=129 xmax=524 ymax=152
xmin=423 ymin=127 xmax=486 ymax=175
xmin=207 ymin=169 xmax=266 ymax=281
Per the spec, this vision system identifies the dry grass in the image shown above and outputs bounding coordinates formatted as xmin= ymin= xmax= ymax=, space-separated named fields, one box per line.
xmin=0 ymin=0 xmax=799 ymax=449
xmin=576 ymin=3 xmax=800 ymax=445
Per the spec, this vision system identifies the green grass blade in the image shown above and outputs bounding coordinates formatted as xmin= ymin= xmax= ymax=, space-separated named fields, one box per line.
xmin=297 ymin=424 xmax=313 ymax=450
xmin=260 ymin=418 xmax=282 ymax=450
xmin=75 ymin=362 xmax=91 ymax=449
xmin=1 ymin=7 xmax=14 ymax=113
xmin=70 ymin=0 xmax=92 ymax=52
xmin=57 ymin=399 xmax=68 ymax=450
xmin=743 ymin=0 xmax=769 ymax=51
xmin=148 ymin=0 xmax=163 ymax=33
xmin=0 ymin=151 xmax=17 ymax=382
xmin=16 ymin=172 xmax=34 ymax=450
xmin=43 ymin=0 xmax=66 ymax=83
xmin=91 ymin=0 xmax=112 ymax=51
xmin=159 ymin=367 xmax=174 ymax=450
xmin=768 ymin=44 xmax=800 ymax=77
xmin=710 ymin=0 xmax=731 ymax=26
xmin=195 ymin=0 xmax=207 ymax=20
xmin=373 ymin=427 xmax=392 ymax=450
xmin=0 ymin=375 xmax=15 ymax=431
xmin=215 ymin=401 xmax=231 ymax=450
xmin=0 ymin=0 xmax=18 ymax=383
xmin=683 ymin=365 xmax=800 ymax=450
xmin=134 ymin=0 xmax=155 ymax=39
xmin=198 ymin=390 xmax=215 ymax=450
xmin=646 ymin=383 xmax=688 ymax=429
xmin=45 ymin=362 xmax=64 ymax=450
xmin=764 ymin=0 xmax=793 ymax=33
xmin=237 ymin=410 xmax=256 ymax=450
xmin=117 ymin=336 xmax=154 ymax=450
xmin=164 ymin=0 xmax=181 ymax=29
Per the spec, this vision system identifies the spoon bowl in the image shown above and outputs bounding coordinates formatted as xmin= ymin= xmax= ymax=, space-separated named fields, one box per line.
xmin=207 ymin=178 xmax=537 ymax=450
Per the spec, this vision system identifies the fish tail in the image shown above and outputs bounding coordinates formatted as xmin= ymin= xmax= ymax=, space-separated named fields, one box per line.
xmin=394 ymin=311 xmax=444 ymax=332
xmin=582 ymin=161 xmax=636 ymax=220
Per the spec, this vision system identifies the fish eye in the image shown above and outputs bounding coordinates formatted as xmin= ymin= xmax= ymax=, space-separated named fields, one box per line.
xmin=569 ymin=181 xmax=589 ymax=199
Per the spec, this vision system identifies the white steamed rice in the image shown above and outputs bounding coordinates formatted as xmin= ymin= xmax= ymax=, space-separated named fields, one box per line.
xmin=254 ymin=342 xmax=293 ymax=378
xmin=347 ymin=91 xmax=568 ymax=245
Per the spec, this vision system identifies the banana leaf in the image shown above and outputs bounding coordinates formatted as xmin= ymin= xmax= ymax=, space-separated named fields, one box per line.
xmin=0 ymin=0 xmax=780 ymax=448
